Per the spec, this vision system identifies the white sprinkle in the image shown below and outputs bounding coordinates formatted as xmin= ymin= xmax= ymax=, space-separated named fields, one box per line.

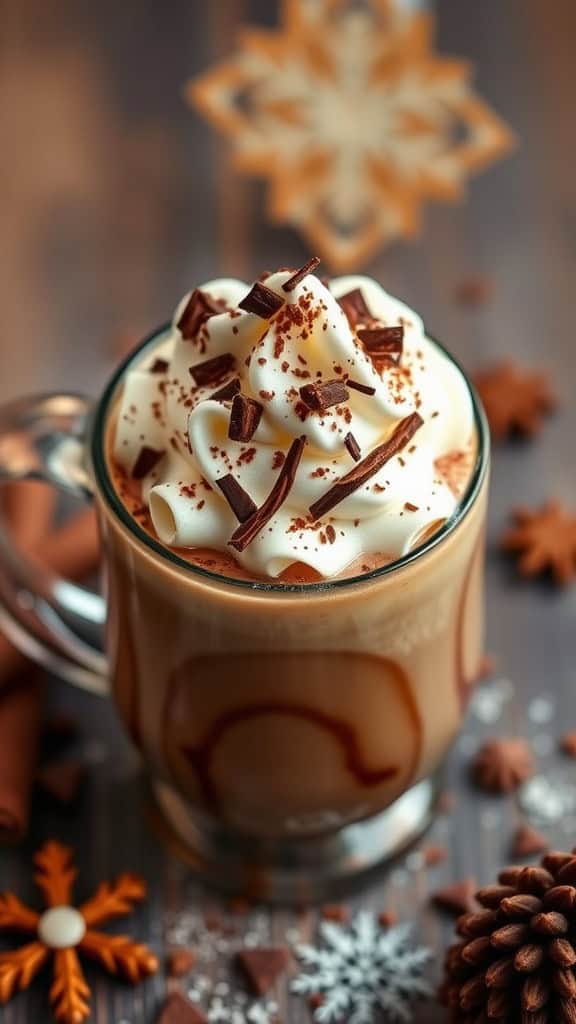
xmin=520 ymin=775 xmax=576 ymax=824
xmin=528 ymin=697 xmax=555 ymax=724
xmin=532 ymin=733 xmax=555 ymax=757
xmin=469 ymin=677 xmax=514 ymax=724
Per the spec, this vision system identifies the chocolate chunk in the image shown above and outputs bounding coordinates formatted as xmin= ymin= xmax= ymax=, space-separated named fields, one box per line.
xmin=309 ymin=413 xmax=423 ymax=519
xmin=189 ymin=353 xmax=236 ymax=388
xmin=239 ymin=281 xmax=284 ymax=319
xmin=149 ymin=357 xmax=169 ymax=374
xmin=229 ymin=394 xmax=263 ymax=442
xmin=282 ymin=256 xmax=321 ymax=292
xmin=210 ymin=377 xmax=241 ymax=402
xmin=358 ymin=325 xmax=404 ymax=365
xmin=236 ymin=947 xmax=290 ymax=995
xmin=166 ymin=947 xmax=196 ymax=979
xmin=229 ymin=436 xmax=306 ymax=552
xmin=512 ymin=824 xmax=548 ymax=858
xmin=216 ymin=475 xmax=258 ymax=523
xmin=178 ymin=289 xmax=227 ymax=341
xmin=321 ymin=904 xmax=349 ymax=923
xmin=346 ymin=378 xmax=376 ymax=396
xmin=432 ymin=879 xmax=479 ymax=917
xmin=155 ymin=992 xmax=207 ymax=1024
xmin=344 ymin=432 xmax=361 ymax=462
xmin=337 ymin=288 xmax=374 ymax=328
xmin=299 ymin=379 xmax=349 ymax=411
xmin=472 ymin=738 xmax=534 ymax=793
xmin=132 ymin=446 xmax=165 ymax=480
xmin=378 ymin=910 xmax=399 ymax=929
xmin=37 ymin=761 xmax=85 ymax=805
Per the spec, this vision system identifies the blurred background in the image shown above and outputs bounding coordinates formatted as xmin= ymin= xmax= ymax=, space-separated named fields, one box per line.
xmin=2 ymin=0 xmax=573 ymax=404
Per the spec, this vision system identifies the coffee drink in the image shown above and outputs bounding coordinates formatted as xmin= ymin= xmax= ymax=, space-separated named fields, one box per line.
xmin=99 ymin=262 xmax=486 ymax=846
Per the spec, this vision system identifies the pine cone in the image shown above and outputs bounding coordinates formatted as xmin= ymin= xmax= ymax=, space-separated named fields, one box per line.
xmin=440 ymin=850 xmax=576 ymax=1023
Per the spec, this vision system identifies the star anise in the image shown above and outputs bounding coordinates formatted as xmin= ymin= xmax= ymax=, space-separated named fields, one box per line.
xmin=473 ymin=361 xmax=556 ymax=440
xmin=472 ymin=738 xmax=534 ymax=793
xmin=502 ymin=502 xmax=576 ymax=585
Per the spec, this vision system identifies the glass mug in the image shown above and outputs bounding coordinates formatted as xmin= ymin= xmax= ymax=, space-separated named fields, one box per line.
xmin=0 ymin=327 xmax=489 ymax=901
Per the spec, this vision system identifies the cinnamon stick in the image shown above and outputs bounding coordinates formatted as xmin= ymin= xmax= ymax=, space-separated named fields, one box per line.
xmin=2 ymin=481 xmax=57 ymax=549
xmin=0 ymin=507 xmax=100 ymax=688
xmin=0 ymin=675 xmax=44 ymax=843
xmin=0 ymin=484 xmax=54 ymax=843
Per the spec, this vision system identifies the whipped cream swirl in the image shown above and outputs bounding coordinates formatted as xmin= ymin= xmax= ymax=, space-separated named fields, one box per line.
xmin=113 ymin=269 xmax=474 ymax=579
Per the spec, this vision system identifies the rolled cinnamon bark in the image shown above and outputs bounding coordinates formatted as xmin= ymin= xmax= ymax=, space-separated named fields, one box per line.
xmin=0 ymin=506 xmax=100 ymax=689
xmin=0 ymin=485 xmax=55 ymax=843
xmin=0 ymin=675 xmax=44 ymax=843
xmin=2 ymin=481 xmax=57 ymax=549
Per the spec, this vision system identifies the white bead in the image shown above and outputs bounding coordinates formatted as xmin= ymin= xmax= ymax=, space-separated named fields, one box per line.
xmin=38 ymin=906 xmax=86 ymax=949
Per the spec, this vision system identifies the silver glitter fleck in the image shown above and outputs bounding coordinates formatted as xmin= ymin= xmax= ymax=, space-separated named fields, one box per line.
xmin=480 ymin=808 xmax=501 ymax=830
xmin=532 ymin=733 xmax=555 ymax=757
xmin=520 ymin=775 xmax=576 ymax=824
xmin=405 ymin=851 xmax=425 ymax=872
xmin=469 ymin=677 xmax=514 ymax=724
xmin=528 ymin=697 xmax=555 ymax=725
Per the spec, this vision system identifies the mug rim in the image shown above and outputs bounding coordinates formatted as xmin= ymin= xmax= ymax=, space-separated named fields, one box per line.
xmin=91 ymin=324 xmax=490 ymax=594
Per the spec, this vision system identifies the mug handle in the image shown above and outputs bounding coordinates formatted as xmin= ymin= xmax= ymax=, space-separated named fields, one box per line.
xmin=0 ymin=393 xmax=108 ymax=695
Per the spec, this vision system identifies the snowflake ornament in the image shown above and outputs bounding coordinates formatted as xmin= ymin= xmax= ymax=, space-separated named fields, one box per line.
xmin=292 ymin=912 xmax=431 ymax=1023
xmin=188 ymin=0 xmax=515 ymax=270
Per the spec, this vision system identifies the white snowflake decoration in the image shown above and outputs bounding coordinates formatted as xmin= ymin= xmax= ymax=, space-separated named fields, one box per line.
xmin=292 ymin=913 xmax=431 ymax=1023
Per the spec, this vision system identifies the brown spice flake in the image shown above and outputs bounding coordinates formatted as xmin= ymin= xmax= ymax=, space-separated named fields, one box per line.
xmin=347 ymin=378 xmax=376 ymax=396
xmin=325 ymin=524 xmax=336 ymax=544
xmin=149 ymin=357 xmax=169 ymax=374
xmin=344 ymin=432 xmax=361 ymax=462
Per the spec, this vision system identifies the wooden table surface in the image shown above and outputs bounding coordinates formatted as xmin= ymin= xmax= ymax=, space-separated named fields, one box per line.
xmin=2 ymin=1 xmax=576 ymax=1021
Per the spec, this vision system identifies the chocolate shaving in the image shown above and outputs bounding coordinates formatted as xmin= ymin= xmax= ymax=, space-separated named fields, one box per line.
xmin=309 ymin=413 xmax=423 ymax=519
xmin=347 ymin=378 xmax=376 ymax=396
xmin=229 ymin=394 xmax=263 ymax=442
xmin=299 ymin=379 xmax=349 ymax=411
xmin=210 ymin=377 xmax=241 ymax=402
xmin=282 ymin=256 xmax=321 ymax=292
xmin=132 ymin=446 xmax=165 ymax=480
xmin=337 ymin=288 xmax=374 ymax=328
xmin=229 ymin=436 xmax=306 ymax=552
xmin=149 ymin=357 xmax=169 ymax=374
xmin=239 ymin=281 xmax=284 ymax=319
xmin=178 ymin=289 xmax=227 ymax=340
xmin=358 ymin=325 xmax=404 ymax=365
xmin=189 ymin=353 xmax=236 ymax=388
xmin=216 ymin=475 xmax=258 ymax=523
xmin=344 ymin=432 xmax=361 ymax=462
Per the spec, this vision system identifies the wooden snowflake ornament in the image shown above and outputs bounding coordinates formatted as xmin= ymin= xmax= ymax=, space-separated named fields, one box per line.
xmin=187 ymin=0 xmax=515 ymax=270
xmin=0 ymin=841 xmax=158 ymax=1023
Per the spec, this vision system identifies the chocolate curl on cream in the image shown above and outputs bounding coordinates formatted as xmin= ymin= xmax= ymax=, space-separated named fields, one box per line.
xmin=229 ymin=436 xmax=307 ymax=552
xmin=309 ymin=413 xmax=424 ymax=520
